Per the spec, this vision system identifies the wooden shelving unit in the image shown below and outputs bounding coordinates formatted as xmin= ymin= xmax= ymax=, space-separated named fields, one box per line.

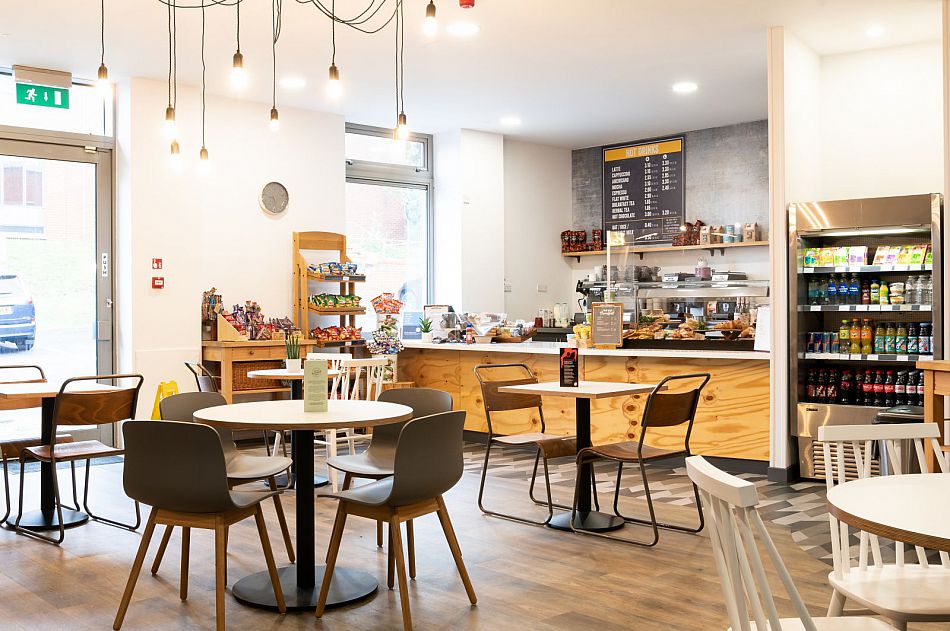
xmin=562 ymin=240 xmax=769 ymax=262
xmin=293 ymin=231 xmax=365 ymax=338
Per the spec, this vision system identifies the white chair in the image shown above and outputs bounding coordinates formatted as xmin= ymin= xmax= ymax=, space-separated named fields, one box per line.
xmin=817 ymin=423 xmax=950 ymax=631
xmin=685 ymin=455 xmax=894 ymax=631
xmin=315 ymin=357 xmax=389 ymax=491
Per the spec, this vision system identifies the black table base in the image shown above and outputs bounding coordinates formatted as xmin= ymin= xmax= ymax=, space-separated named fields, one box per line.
xmin=14 ymin=507 xmax=89 ymax=531
xmin=232 ymin=565 xmax=378 ymax=611
xmin=548 ymin=510 xmax=624 ymax=533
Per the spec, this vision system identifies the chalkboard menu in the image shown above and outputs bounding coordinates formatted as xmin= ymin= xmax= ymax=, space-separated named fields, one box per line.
xmin=602 ymin=137 xmax=685 ymax=244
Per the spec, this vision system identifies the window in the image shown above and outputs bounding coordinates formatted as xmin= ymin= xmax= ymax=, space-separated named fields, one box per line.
xmin=345 ymin=124 xmax=433 ymax=333
xmin=24 ymin=170 xmax=42 ymax=206
xmin=3 ymin=166 xmax=22 ymax=205
xmin=0 ymin=165 xmax=43 ymax=207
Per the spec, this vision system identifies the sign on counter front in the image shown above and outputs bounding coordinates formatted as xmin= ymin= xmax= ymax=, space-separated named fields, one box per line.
xmin=602 ymin=136 xmax=684 ymax=244
xmin=303 ymin=359 xmax=328 ymax=413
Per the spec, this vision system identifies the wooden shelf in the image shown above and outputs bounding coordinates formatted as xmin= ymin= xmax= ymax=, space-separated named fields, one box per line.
xmin=308 ymin=272 xmax=366 ymax=283
xmin=562 ymin=240 xmax=769 ymax=261
xmin=232 ymin=387 xmax=291 ymax=395
xmin=309 ymin=339 xmax=366 ymax=348
xmin=308 ymin=306 xmax=366 ymax=315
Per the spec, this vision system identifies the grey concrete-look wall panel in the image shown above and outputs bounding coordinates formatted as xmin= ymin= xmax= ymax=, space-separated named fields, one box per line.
xmin=571 ymin=120 xmax=769 ymax=238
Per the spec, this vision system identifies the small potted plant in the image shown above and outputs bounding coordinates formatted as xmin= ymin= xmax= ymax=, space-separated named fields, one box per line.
xmin=285 ymin=332 xmax=302 ymax=371
xmin=419 ymin=317 xmax=434 ymax=343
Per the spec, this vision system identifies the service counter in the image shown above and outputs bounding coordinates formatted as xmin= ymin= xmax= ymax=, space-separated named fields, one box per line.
xmin=397 ymin=340 xmax=770 ymax=462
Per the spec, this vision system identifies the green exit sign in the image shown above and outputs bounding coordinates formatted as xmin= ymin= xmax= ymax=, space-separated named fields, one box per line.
xmin=15 ymin=83 xmax=69 ymax=109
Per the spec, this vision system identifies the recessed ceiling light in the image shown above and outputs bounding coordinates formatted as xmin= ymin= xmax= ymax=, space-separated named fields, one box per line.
xmin=279 ymin=76 xmax=307 ymax=90
xmin=500 ymin=115 xmax=522 ymax=127
xmin=672 ymin=81 xmax=698 ymax=94
xmin=447 ymin=21 xmax=479 ymax=38
xmin=866 ymin=25 xmax=885 ymax=38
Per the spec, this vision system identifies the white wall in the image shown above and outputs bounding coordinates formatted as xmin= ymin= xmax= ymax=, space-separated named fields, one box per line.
xmin=433 ymin=130 xmax=462 ymax=309
xmin=783 ymin=31 xmax=823 ymax=203
xmin=503 ymin=139 xmax=572 ymax=320
xmin=460 ymin=130 xmax=505 ymax=312
xmin=116 ymin=78 xmax=345 ymax=412
xmin=820 ymin=41 xmax=943 ymax=200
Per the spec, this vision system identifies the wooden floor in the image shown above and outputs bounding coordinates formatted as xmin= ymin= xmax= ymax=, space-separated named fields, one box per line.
xmin=0 ymin=459 xmax=942 ymax=630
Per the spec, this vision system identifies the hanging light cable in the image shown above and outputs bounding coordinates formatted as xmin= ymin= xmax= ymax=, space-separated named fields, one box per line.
xmin=96 ymin=0 xmax=110 ymax=94
xmin=394 ymin=0 xmax=409 ymax=140
xmin=164 ymin=0 xmax=177 ymax=140
xmin=199 ymin=0 xmax=210 ymax=168
xmin=423 ymin=1 xmax=437 ymax=36
xmin=231 ymin=0 xmax=248 ymax=89
xmin=326 ymin=0 xmax=342 ymax=98
xmin=270 ymin=0 xmax=281 ymax=131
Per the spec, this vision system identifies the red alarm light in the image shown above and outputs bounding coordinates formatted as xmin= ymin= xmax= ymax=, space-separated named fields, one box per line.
xmin=460 ymin=0 xmax=474 ymax=7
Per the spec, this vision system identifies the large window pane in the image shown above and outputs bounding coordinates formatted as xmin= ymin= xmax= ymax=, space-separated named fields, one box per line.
xmin=346 ymin=181 xmax=428 ymax=331
xmin=345 ymin=132 xmax=426 ymax=168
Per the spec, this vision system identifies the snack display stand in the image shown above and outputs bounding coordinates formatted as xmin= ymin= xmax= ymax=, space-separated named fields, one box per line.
xmin=292 ymin=231 xmax=367 ymax=348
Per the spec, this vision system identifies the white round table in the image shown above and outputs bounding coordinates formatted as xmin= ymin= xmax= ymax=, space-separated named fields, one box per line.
xmin=826 ymin=473 xmax=950 ymax=552
xmin=194 ymin=399 xmax=412 ymax=611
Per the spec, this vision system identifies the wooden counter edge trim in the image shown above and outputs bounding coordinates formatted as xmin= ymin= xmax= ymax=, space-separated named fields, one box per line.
xmin=826 ymin=500 xmax=950 ymax=553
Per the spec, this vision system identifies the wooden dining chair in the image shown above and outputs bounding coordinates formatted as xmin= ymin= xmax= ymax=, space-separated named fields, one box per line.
xmin=571 ymin=373 xmax=710 ymax=546
xmin=113 ymin=420 xmax=286 ymax=631
xmin=474 ymin=363 xmax=579 ymax=526
xmin=817 ymin=423 xmax=950 ymax=631
xmin=316 ymin=410 xmax=476 ymax=630
xmin=685 ymin=455 xmax=894 ymax=631
xmin=14 ymin=374 xmax=144 ymax=545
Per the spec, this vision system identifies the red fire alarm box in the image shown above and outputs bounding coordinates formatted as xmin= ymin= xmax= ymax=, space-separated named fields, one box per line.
xmin=152 ymin=258 xmax=163 ymax=270
xmin=151 ymin=277 xmax=165 ymax=289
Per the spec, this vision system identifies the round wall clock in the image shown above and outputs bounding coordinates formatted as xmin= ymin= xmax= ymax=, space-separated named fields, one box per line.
xmin=259 ymin=181 xmax=289 ymax=215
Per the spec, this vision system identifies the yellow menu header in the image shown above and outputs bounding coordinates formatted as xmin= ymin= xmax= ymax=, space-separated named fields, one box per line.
xmin=604 ymin=138 xmax=683 ymax=162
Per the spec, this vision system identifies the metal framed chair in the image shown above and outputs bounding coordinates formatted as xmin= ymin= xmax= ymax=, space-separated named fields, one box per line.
xmin=474 ymin=363 xmax=580 ymax=526
xmin=571 ymin=372 xmax=709 ymax=546
xmin=155 ymin=391 xmax=295 ymax=569
xmin=14 ymin=374 xmax=144 ymax=545
xmin=316 ymin=410 xmax=476 ymax=630
xmin=685 ymin=455 xmax=893 ymax=631
xmin=818 ymin=423 xmax=950 ymax=631
xmin=184 ymin=361 xmax=218 ymax=393
xmin=113 ymin=420 xmax=286 ymax=631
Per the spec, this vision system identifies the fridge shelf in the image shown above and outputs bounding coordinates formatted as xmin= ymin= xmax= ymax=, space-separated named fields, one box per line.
xmin=802 ymin=352 xmax=933 ymax=362
xmin=797 ymin=304 xmax=932 ymax=312
xmin=799 ymin=264 xmax=932 ymax=274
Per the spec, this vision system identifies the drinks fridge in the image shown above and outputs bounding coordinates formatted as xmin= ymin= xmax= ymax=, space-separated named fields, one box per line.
xmin=789 ymin=194 xmax=943 ymax=478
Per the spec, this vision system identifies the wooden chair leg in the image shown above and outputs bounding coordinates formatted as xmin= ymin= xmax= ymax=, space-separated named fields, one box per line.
xmin=827 ymin=589 xmax=846 ymax=616
xmin=268 ymin=476 xmax=295 ymax=563
xmin=113 ymin=508 xmax=157 ymax=630
xmin=214 ymin=521 xmax=227 ymax=631
xmin=406 ymin=520 xmax=416 ymax=580
xmin=180 ymin=526 xmax=191 ymax=601
xmin=151 ymin=525 xmax=174 ymax=575
xmin=388 ymin=524 xmax=395 ymax=589
xmin=254 ymin=505 xmax=287 ymax=614
xmin=436 ymin=496 xmax=477 ymax=605
xmin=390 ymin=517 xmax=413 ymax=630
xmin=316 ymin=502 xmax=349 ymax=618
xmin=377 ymin=520 xmax=384 ymax=548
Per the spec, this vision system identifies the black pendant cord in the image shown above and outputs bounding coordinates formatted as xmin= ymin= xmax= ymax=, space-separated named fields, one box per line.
xmin=272 ymin=0 xmax=282 ymax=109
xmin=236 ymin=0 xmax=241 ymax=51
xmin=201 ymin=0 xmax=206 ymax=148
xmin=100 ymin=0 xmax=106 ymax=65
xmin=399 ymin=0 xmax=404 ymax=114
xmin=172 ymin=1 xmax=177 ymax=108
xmin=167 ymin=0 xmax=173 ymax=106
xmin=330 ymin=0 xmax=336 ymax=66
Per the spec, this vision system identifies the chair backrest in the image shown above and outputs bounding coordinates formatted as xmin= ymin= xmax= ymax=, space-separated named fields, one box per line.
xmin=386 ymin=410 xmax=466 ymax=506
xmin=0 ymin=364 xmax=46 ymax=384
xmin=335 ymin=357 xmax=388 ymax=402
xmin=473 ymin=363 xmax=543 ymax=435
xmin=817 ymin=423 xmax=950 ymax=574
xmin=372 ymin=388 xmax=454 ymax=448
xmin=637 ymin=373 xmax=710 ymax=451
xmin=185 ymin=362 xmax=218 ymax=393
xmin=306 ymin=352 xmax=352 ymax=371
xmin=159 ymin=391 xmax=236 ymax=457
xmin=122 ymin=420 xmax=237 ymax=513
xmin=52 ymin=374 xmax=144 ymax=434
xmin=685 ymin=456 xmax=818 ymax=631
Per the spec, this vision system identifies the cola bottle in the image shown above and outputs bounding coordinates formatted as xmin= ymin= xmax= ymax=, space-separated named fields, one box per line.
xmin=883 ymin=370 xmax=896 ymax=407
xmin=873 ymin=370 xmax=885 ymax=407
xmin=863 ymin=369 xmax=875 ymax=406
xmin=839 ymin=370 xmax=853 ymax=405
xmin=826 ymin=369 xmax=839 ymax=404
xmin=816 ymin=370 xmax=828 ymax=403
xmin=805 ymin=370 xmax=817 ymax=402
xmin=894 ymin=370 xmax=907 ymax=406
xmin=854 ymin=370 xmax=865 ymax=405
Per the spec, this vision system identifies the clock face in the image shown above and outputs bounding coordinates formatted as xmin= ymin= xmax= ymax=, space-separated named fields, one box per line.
xmin=259 ymin=181 xmax=289 ymax=215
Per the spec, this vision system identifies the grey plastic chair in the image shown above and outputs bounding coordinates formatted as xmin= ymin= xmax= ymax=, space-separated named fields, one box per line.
xmin=316 ymin=410 xmax=477 ymax=631
xmin=156 ymin=392 xmax=295 ymax=568
xmin=113 ymin=420 xmax=286 ymax=631
xmin=328 ymin=386 xmax=453 ymax=570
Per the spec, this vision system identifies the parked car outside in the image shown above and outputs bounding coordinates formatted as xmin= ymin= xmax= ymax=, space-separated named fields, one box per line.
xmin=0 ymin=275 xmax=36 ymax=351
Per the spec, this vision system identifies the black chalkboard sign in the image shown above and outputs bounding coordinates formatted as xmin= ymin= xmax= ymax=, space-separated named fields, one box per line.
xmin=602 ymin=136 xmax=685 ymax=244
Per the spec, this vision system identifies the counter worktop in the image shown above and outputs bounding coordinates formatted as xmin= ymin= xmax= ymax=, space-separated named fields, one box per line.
xmin=401 ymin=339 xmax=768 ymax=361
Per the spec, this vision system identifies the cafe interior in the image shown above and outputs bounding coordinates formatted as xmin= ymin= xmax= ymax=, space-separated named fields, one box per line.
xmin=0 ymin=0 xmax=949 ymax=629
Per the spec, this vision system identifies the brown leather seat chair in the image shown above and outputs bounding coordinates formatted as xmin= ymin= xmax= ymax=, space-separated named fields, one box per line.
xmin=113 ymin=420 xmax=286 ymax=631
xmin=474 ymin=363 xmax=582 ymax=526
xmin=14 ymin=374 xmax=144 ymax=545
xmin=316 ymin=410 xmax=476 ymax=630
xmin=571 ymin=372 xmax=710 ymax=546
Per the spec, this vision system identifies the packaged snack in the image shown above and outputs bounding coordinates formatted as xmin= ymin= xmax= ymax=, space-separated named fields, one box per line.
xmin=833 ymin=247 xmax=849 ymax=266
xmin=819 ymin=248 xmax=835 ymax=266
xmin=847 ymin=246 xmax=868 ymax=265
xmin=742 ymin=223 xmax=759 ymax=242
xmin=908 ymin=245 xmax=928 ymax=265
xmin=896 ymin=246 xmax=914 ymax=265
xmin=803 ymin=248 xmax=819 ymax=267
xmin=925 ymin=245 xmax=933 ymax=265
xmin=871 ymin=246 xmax=889 ymax=265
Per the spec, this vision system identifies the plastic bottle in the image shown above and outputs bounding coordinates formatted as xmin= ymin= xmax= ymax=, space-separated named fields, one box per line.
xmin=873 ymin=370 xmax=885 ymax=407
xmin=827 ymin=274 xmax=839 ymax=305
xmin=884 ymin=321 xmax=897 ymax=353
xmin=879 ymin=281 xmax=890 ymax=305
xmin=839 ymin=370 xmax=853 ymax=405
xmin=839 ymin=320 xmax=851 ymax=350
xmin=895 ymin=321 xmax=908 ymax=355
xmin=870 ymin=279 xmax=880 ymax=304
xmin=849 ymin=319 xmax=861 ymax=354
xmin=465 ymin=324 xmax=475 ymax=344
xmin=916 ymin=370 xmax=927 ymax=404
xmin=807 ymin=278 xmax=819 ymax=305
xmin=863 ymin=369 xmax=875 ymax=405
xmin=906 ymin=370 xmax=918 ymax=406
xmin=895 ymin=370 xmax=907 ymax=406
xmin=923 ymin=276 xmax=933 ymax=305
xmin=907 ymin=276 xmax=919 ymax=305
xmin=816 ymin=370 xmax=828 ymax=403
xmin=873 ymin=322 xmax=886 ymax=354
xmin=920 ymin=322 xmax=932 ymax=355
xmin=805 ymin=370 xmax=817 ymax=402
xmin=854 ymin=370 xmax=865 ymax=405
xmin=907 ymin=322 xmax=919 ymax=355
xmin=848 ymin=274 xmax=860 ymax=304
xmin=827 ymin=369 xmax=839 ymax=403
xmin=861 ymin=279 xmax=871 ymax=305
xmin=860 ymin=318 xmax=873 ymax=355
xmin=883 ymin=370 xmax=896 ymax=407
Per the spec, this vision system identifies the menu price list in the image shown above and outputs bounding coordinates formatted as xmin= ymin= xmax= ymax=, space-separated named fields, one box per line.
xmin=602 ymin=137 xmax=685 ymax=244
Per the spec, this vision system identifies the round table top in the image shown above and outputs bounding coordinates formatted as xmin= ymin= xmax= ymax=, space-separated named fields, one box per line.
xmin=246 ymin=368 xmax=340 ymax=380
xmin=194 ymin=399 xmax=412 ymax=431
xmin=826 ymin=473 xmax=950 ymax=552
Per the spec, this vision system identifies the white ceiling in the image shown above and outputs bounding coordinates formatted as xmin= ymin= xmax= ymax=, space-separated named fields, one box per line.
xmin=0 ymin=0 xmax=941 ymax=148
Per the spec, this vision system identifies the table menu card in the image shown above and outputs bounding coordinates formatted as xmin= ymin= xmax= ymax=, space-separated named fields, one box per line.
xmin=591 ymin=302 xmax=624 ymax=348
xmin=303 ymin=359 xmax=328 ymax=413
xmin=560 ymin=347 xmax=579 ymax=387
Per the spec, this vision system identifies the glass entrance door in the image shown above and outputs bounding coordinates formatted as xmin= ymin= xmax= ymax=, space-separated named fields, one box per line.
xmin=0 ymin=138 xmax=113 ymax=443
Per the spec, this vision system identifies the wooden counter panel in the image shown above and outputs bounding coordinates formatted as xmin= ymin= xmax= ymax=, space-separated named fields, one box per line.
xmin=398 ymin=348 xmax=770 ymax=461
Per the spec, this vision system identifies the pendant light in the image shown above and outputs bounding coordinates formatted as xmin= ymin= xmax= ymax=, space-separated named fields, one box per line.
xmin=423 ymin=1 xmax=437 ymax=36
xmin=326 ymin=0 xmax=342 ymax=98
xmin=96 ymin=0 xmax=111 ymax=94
xmin=199 ymin=1 xmax=210 ymax=170
xmin=169 ymin=140 xmax=181 ymax=168
xmin=230 ymin=0 xmax=248 ymax=89
xmin=270 ymin=0 xmax=280 ymax=131
xmin=396 ymin=111 xmax=409 ymax=140
xmin=164 ymin=0 xmax=177 ymax=140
